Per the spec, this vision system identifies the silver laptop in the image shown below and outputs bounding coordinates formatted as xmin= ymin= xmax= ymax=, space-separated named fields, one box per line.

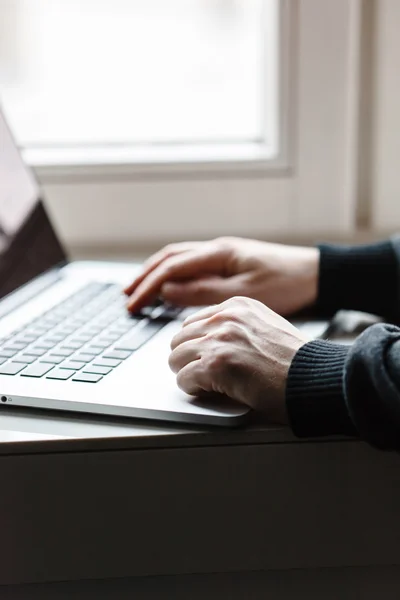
xmin=0 ymin=107 xmax=251 ymax=426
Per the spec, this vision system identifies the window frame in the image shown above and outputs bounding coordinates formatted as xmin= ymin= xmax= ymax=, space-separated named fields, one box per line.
xmin=8 ymin=0 xmax=363 ymax=248
xmin=19 ymin=0 xmax=291 ymax=178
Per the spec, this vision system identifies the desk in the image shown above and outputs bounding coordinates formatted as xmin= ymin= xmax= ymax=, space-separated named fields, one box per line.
xmin=1 ymin=306 xmax=400 ymax=598
xmin=1 ymin=405 xmax=400 ymax=599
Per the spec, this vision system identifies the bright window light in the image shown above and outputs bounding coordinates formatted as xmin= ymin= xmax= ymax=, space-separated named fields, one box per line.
xmin=0 ymin=0 xmax=278 ymax=153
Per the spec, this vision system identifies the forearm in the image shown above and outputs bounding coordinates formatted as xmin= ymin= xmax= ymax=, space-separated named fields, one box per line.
xmin=286 ymin=323 xmax=400 ymax=451
xmin=315 ymin=238 xmax=400 ymax=322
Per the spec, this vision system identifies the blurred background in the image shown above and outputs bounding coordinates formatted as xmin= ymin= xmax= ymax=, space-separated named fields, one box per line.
xmin=0 ymin=0 xmax=398 ymax=259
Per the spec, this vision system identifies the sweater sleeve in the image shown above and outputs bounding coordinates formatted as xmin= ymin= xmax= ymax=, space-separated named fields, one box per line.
xmin=316 ymin=237 xmax=400 ymax=321
xmin=286 ymin=323 xmax=400 ymax=451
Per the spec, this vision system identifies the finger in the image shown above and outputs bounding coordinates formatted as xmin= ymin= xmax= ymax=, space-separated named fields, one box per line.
xmin=169 ymin=339 xmax=203 ymax=374
xmin=123 ymin=242 xmax=200 ymax=296
xmin=170 ymin=320 xmax=209 ymax=351
xmin=127 ymin=247 xmax=228 ymax=313
xmin=161 ymin=275 xmax=243 ymax=307
xmin=182 ymin=303 xmax=222 ymax=328
xmin=176 ymin=359 xmax=211 ymax=396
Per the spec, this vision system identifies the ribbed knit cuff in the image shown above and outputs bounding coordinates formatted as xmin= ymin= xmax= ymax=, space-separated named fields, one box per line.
xmin=286 ymin=340 xmax=357 ymax=438
xmin=316 ymin=241 xmax=399 ymax=320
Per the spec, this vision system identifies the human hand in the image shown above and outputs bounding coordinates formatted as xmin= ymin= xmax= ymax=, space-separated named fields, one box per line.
xmin=124 ymin=237 xmax=319 ymax=316
xmin=169 ymin=296 xmax=309 ymax=423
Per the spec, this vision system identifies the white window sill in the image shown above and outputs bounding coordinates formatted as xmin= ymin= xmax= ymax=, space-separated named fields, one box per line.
xmin=24 ymin=141 xmax=286 ymax=182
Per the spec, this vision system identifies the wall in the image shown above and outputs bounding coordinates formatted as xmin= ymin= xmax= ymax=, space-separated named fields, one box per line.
xmin=33 ymin=0 xmax=400 ymax=254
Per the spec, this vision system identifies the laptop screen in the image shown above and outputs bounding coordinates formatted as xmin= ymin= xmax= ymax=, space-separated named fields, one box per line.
xmin=0 ymin=108 xmax=66 ymax=300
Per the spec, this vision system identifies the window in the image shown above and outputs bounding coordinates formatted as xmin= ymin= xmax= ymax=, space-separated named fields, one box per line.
xmin=0 ymin=1 xmax=361 ymax=247
xmin=0 ymin=0 xmax=279 ymax=164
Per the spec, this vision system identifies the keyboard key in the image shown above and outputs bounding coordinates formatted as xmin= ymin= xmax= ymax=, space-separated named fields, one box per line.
xmin=101 ymin=333 xmax=121 ymax=341
xmin=21 ymin=363 xmax=54 ymax=378
xmin=114 ymin=322 xmax=165 ymax=352
xmin=57 ymin=326 xmax=77 ymax=335
xmin=89 ymin=341 xmax=111 ymax=350
xmin=83 ymin=365 xmax=112 ymax=376
xmin=159 ymin=305 xmax=183 ymax=320
xmin=92 ymin=358 xmax=121 ymax=368
xmin=4 ymin=342 xmax=28 ymax=351
xmin=138 ymin=299 xmax=163 ymax=317
xmin=96 ymin=319 xmax=115 ymax=328
xmin=13 ymin=355 xmax=36 ymax=364
xmin=26 ymin=328 xmax=48 ymax=336
xmin=0 ymin=349 xmax=17 ymax=359
xmin=40 ymin=316 xmax=63 ymax=327
xmin=104 ymin=329 xmax=126 ymax=339
xmin=39 ymin=317 xmax=62 ymax=327
xmin=85 ymin=326 xmax=103 ymax=334
xmin=41 ymin=355 xmax=64 ymax=365
xmin=62 ymin=340 xmax=84 ymax=350
xmin=84 ymin=346 xmax=103 ymax=355
xmin=45 ymin=335 xmax=67 ymax=344
xmin=95 ymin=339 xmax=117 ymax=348
xmin=102 ymin=350 xmax=131 ymax=361
xmin=50 ymin=348 xmax=74 ymax=358
xmin=68 ymin=320 xmax=86 ymax=329
xmin=23 ymin=348 xmax=47 ymax=357
xmin=74 ymin=335 xmax=94 ymax=343
xmin=35 ymin=340 xmax=57 ymax=350
xmin=116 ymin=315 xmax=141 ymax=327
xmin=60 ymin=361 xmax=86 ymax=370
xmin=0 ymin=362 xmax=26 ymax=375
xmin=17 ymin=334 xmax=39 ymax=343
xmin=32 ymin=323 xmax=53 ymax=332
xmin=73 ymin=353 xmax=98 ymax=363
xmin=72 ymin=373 xmax=103 ymax=383
xmin=46 ymin=369 xmax=74 ymax=380
xmin=20 ymin=329 xmax=40 ymax=341
xmin=55 ymin=330 xmax=74 ymax=338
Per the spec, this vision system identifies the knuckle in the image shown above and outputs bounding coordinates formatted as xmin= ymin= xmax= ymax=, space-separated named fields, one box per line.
xmin=222 ymin=296 xmax=245 ymax=311
xmin=231 ymin=295 xmax=248 ymax=305
xmin=164 ymin=243 xmax=178 ymax=255
xmin=216 ymin=327 xmax=232 ymax=343
xmin=176 ymin=370 xmax=188 ymax=393
xmin=205 ymin=346 xmax=232 ymax=374
xmin=216 ymin=235 xmax=231 ymax=245
xmin=228 ymin=296 xmax=255 ymax=313
xmin=170 ymin=332 xmax=179 ymax=350
xmin=221 ymin=306 xmax=244 ymax=325
xmin=208 ymin=311 xmax=226 ymax=326
xmin=215 ymin=236 xmax=236 ymax=257
xmin=168 ymin=351 xmax=178 ymax=373
xmin=163 ymin=261 xmax=176 ymax=277
xmin=215 ymin=322 xmax=240 ymax=343
xmin=176 ymin=367 xmax=199 ymax=396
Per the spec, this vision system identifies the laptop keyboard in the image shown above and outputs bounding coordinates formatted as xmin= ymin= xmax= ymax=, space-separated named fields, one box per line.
xmin=0 ymin=282 xmax=181 ymax=384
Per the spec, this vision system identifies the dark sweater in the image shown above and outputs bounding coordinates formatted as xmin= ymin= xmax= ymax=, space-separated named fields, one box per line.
xmin=285 ymin=238 xmax=400 ymax=450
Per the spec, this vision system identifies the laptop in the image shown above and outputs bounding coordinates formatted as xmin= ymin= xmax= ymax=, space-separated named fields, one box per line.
xmin=0 ymin=107 xmax=255 ymax=426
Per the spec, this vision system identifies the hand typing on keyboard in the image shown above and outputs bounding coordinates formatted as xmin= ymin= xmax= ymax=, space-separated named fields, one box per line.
xmin=124 ymin=238 xmax=318 ymax=421
xmin=124 ymin=238 xmax=318 ymax=316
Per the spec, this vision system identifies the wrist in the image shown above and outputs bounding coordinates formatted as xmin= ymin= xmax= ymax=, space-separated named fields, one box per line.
xmin=285 ymin=339 xmax=357 ymax=437
xmin=316 ymin=241 xmax=398 ymax=319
